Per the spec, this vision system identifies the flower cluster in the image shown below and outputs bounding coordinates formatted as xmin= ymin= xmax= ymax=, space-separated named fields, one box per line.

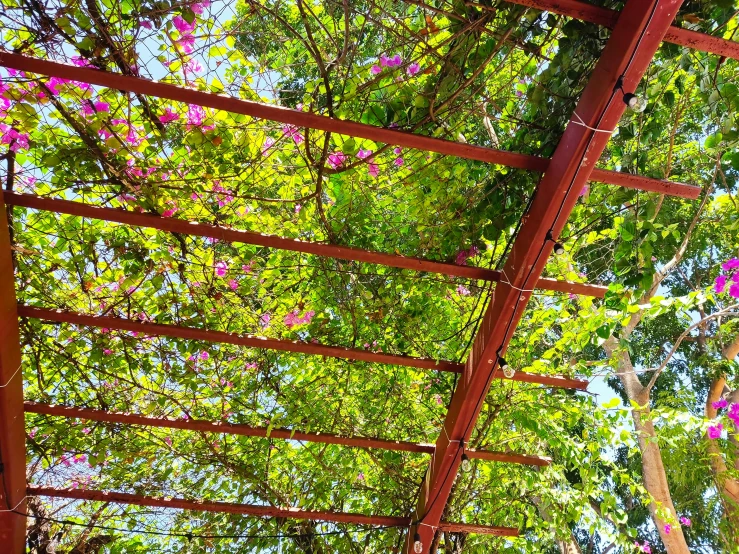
xmin=714 ymin=258 xmax=739 ymax=298
xmin=284 ymin=309 xmax=315 ymax=329
xmin=708 ymin=400 xmax=739 ymax=439
xmin=455 ymin=245 xmax=480 ymax=266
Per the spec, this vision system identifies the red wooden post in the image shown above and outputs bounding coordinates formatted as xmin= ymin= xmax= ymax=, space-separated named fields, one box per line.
xmin=0 ymin=190 xmax=27 ymax=552
xmin=405 ymin=1 xmax=686 ymax=552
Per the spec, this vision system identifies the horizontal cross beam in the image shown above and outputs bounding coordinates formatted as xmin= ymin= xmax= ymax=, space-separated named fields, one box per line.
xmin=4 ymin=192 xmax=607 ymax=298
xmin=19 ymin=306 xmax=589 ymax=389
xmin=503 ymin=0 xmax=739 ymax=60
xmin=0 ymin=52 xmax=699 ymax=200
xmin=25 ymin=402 xmax=551 ymax=466
xmin=27 ymin=486 xmax=519 ymax=536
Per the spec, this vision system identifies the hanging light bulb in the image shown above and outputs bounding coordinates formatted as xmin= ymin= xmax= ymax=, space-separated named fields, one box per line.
xmin=623 ymin=92 xmax=647 ymax=113
xmin=553 ymin=241 xmax=565 ymax=255
xmin=503 ymin=365 xmax=516 ymax=379
xmin=413 ymin=532 xmax=423 ymax=553
xmin=499 ymin=357 xmax=509 ymax=371
xmin=461 ymin=452 xmax=471 ymax=472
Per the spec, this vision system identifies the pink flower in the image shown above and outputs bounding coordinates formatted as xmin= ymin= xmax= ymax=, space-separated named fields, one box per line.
xmin=228 ymin=279 xmax=238 ymax=290
xmin=664 ymin=524 xmax=671 ymax=535
xmin=393 ymin=147 xmax=403 ymax=154
xmin=141 ymin=20 xmax=153 ymax=30
xmin=28 ymin=428 xmax=37 ymax=439
xmin=729 ymin=403 xmax=739 ymax=426
xmin=214 ymin=261 xmax=228 ymax=277
xmin=0 ymin=127 xmax=30 ymax=152
xmin=357 ymin=149 xmax=372 ymax=159
xmin=357 ymin=472 xmax=365 ymax=481
xmin=580 ymin=185 xmax=589 ymax=197
xmin=164 ymin=436 xmax=172 ymax=447
xmin=184 ymin=58 xmax=203 ymax=74
xmin=457 ymin=284 xmax=470 ymax=296
xmin=380 ymin=55 xmax=391 ymax=67
xmin=82 ymin=427 xmax=91 ymax=435
xmin=368 ymin=162 xmax=379 ymax=177
xmin=390 ymin=54 xmax=402 ymax=66
xmin=70 ymin=56 xmax=93 ymax=67
xmin=191 ymin=1 xmax=210 ymax=15
xmin=715 ymin=274 xmax=727 ymax=293
xmin=187 ymin=104 xmax=205 ymax=126
xmin=173 ymin=15 xmax=196 ymax=34
xmin=635 ymin=542 xmax=651 ymax=554
xmin=295 ymin=204 xmax=302 ymax=214
xmin=262 ymin=137 xmax=275 ymax=156
xmin=327 ymin=151 xmax=347 ymax=169
xmin=283 ymin=124 xmax=304 ymax=145
xmin=176 ymin=34 xmax=196 ymax=54
xmin=159 ymin=107 xmax=180 ymax=123
xmin=394 ymin=157 xmax=404 ymax=166
xmin=284 ymin=309 xmax=315 ymax=329
xmin=259 ymin=313 xmax=271 ymax=328
xmin=162 ymin=207 xmax=177 ymax=217
xmin=407 ymin=62 xmax=420 ymax=76
xmin=707 ymin=423 xmax=723 ymax=439
xmin=730 ymin=282 xmax=739 ymax=298
xmin=679 ymin=516 xmax=691 ymax=527
xmin=721 ymin=258 xmax=739 ymax=271
xmin=103 ymin=349 xmax=112 ymax=356
xmin=199 ymin=351 xmax=209 ymax=360
xmin=712 ymin=398 xmax=728 ymax=409
xmin=370 ymin=65 xmax=382 ymax=74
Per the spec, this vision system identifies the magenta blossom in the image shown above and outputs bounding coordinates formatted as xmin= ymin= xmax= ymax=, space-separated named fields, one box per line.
xmin=184 ymin=58 xmax=204 ymax=74
xmin=228 ymin=279 xmax=238 ymax=290
xmin=327 ymin=151 xmax=347 ymax=169
xmin=0 ymin=125 xmax=30 ymax=152
xmin=214 ymin=261 xmax=228 ymax=277
xmin=729 ymin=403 xmax=739 ymax=426
xmin=191 ymin=1 xmax=210 ymax=15
xmin=394 ymin=157 xmax=404 ymax=166
xmin=173 ymin=15 xmax=196 ymax=34
xmin=715 ymin=274 xmax=727 ymax=293
xmin=186 ymin=104 xmax=206 ymax=126
xmin=712 ymin=398 xmax=728 ymax=410
xmin=679 ymin=516 xmax=691 ymax=527
xmin=262 ymin=137 xmax=275 ymax=156
xmin=707 ymin=423 xmax=723 ymax=439
xmin=370 ymin=65 xmax=382 ymax=75
xmin=164 ymin=436 xmax=172 ymax=447
xmin=176 ymin=34 xmax=196 ymax=54
xmin=457 ymin=284 xmax=470 ymax=296
xmin=664 ymin=524 xmax=671 ymax=535
xmin=259 ymin=312 xmax=271 ymax=328
xmin=199 ymin=351 xmax=209 ymax=361
xmin=407 ymin=62 xmax=420 ymax=76
xmin=283 ymin=124 xmax=304 ymax=144
xmin=160 ymin=107 xmax=180 ymax=123
xmin=284 ymin=309 xmax=315 ymax=329
xmin=368 ymin=162 xmax=379 ymax=178
xmin=731 ymin=282 xmax=739 ymax=298
xmin=722 ymin=258 xmax=739 ymax=271
xmin=357 ymin=149 xmax=372 ymax=159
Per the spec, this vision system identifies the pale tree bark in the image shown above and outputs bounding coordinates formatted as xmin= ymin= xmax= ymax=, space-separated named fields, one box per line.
xmin=598 ymin=167 xmax=718 ymax=553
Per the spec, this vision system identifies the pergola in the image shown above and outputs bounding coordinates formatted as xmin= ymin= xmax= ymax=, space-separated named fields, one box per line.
xmin=0 ymin=0 xmax=733 ymax=551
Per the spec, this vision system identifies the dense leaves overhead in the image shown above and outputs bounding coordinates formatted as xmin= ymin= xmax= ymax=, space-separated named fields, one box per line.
xmin=1 ymin=0 xmax=739 ymax=553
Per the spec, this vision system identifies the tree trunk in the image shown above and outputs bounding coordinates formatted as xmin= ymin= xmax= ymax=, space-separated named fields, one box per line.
xmin=531 ymin=495 xmax=582 ymax=554
xmin=604 ymin=340 xmax=691 ymax=554
xmin=704 ymin=334 xmax=739 ymax=546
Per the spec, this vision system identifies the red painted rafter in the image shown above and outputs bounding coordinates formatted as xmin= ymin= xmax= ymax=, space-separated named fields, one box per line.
xmin=27 ymin=486 xmax=519 ymax=536
xmin=0 ymin=191 xmax=27 ymax=552
xmin=18 ymin=306 xmax=588 ymax=389
xmin=25 ymin=402 xmax=551 ymax=466
xmin=4 ymin=192 xmax=607 ymax=298
xmin=405 ymin=1 xmax=687 ymax=552
xmin=504 ymin=0 xmax=739 ymax=60
xmin=0 ymin=52 xmax=699 ymax=200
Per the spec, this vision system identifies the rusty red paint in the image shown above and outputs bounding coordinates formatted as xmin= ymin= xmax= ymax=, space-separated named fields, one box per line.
xmin=28 ymin=486 xmax=519 ymax=536
xmin=19 ymin=306 xmax=588 ymax=389
xmin=0 ymin=191 xmax=26 ymax=553
xmin=4 ymin=192 xmax=608 ymax=297
xmin=25 ymin=402 xmax=551 ymax=466
xmin=0 ymin=53 xmax=699 ymax=200
xmin=504 ymin=0 xmax=739 ymax=60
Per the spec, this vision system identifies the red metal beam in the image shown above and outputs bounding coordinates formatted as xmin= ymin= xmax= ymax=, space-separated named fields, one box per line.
xmin=19 ymin=306 xmax=588 ymax=389
xmin=24 ymin=402 xmax=552 ymax=466
xmin=4 ymin=192 xmax=607 ymax=298
xmin=504 ymin=0 xmax=739 ymax=60
xmin=0 ymin=190 xmax=27 ymax=553
xmin=0 ymin=52 xmax=699 ymax=200
xmin=405 ymin=1 xmax=686 ymax=552
xmin=27 ymin=486 xmax=519 ymax=536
